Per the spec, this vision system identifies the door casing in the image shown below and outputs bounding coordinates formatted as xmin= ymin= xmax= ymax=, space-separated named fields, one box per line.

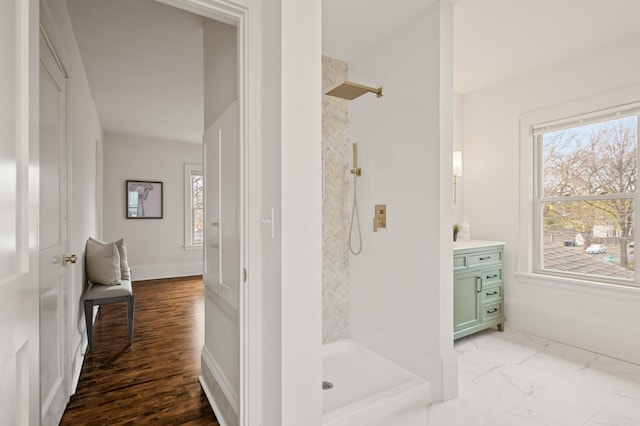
xmin=153 ymin=1 xmax=261 ymax=424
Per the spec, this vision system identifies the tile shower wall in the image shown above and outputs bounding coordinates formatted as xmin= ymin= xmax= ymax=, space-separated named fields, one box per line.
xmin=322 ymin=55 xmax=350 ymax=343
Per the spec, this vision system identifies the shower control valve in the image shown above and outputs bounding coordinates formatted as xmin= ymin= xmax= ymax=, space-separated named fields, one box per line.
xmin=350 ymin=167 xmax=362 ymax=176
xmin=373 ymin=204 xmax=386 ymax=232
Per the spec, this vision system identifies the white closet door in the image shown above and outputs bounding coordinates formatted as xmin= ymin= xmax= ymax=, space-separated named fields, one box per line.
xmin=38 ymin=28 xmax=71 ymax=426
xmin=204 ymin=101 xmax=239 ymax=309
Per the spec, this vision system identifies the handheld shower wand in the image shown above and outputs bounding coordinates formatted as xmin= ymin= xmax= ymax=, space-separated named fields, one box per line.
xmin=349 ymin=143 xmax=362 ymax=255
xmin=351 ymin=143 xmax=361 ymax=176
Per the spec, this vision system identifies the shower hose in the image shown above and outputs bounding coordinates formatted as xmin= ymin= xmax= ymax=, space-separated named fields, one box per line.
xmin=349 ymin=174 xmax=362 ymax=255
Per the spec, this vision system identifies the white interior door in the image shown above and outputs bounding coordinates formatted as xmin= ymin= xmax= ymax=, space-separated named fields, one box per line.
xmin=0 ymin=0 xmax=40 ymax=424
xmin=204 ymin=101 xmax=240 ymax=309
xmin=39 ymin=30 xmax=70 ymax=426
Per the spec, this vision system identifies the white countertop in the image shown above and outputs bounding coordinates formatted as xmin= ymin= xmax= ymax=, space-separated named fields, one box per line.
xmin=453 ymin=240 xmax=506 ymax=251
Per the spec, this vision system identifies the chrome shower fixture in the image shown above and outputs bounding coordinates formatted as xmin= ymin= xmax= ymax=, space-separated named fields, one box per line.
xmin=326 ymin=81 xmax=383 ymax=100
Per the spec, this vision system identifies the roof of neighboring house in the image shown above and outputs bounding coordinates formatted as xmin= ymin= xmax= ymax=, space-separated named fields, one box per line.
xmin=543 ymin=244 xmax=634 ymax=279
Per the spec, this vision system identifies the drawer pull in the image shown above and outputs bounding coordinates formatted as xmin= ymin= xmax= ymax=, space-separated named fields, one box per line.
xmin=486 ymin=274 xmax=498 ymax=279
xmin=479 ymin=256 xmax=491 ymax=261
xmin=486 ymin=291 xmax=498 ymax=296
xmin=486 ymin=308 xmax=499 ymax=314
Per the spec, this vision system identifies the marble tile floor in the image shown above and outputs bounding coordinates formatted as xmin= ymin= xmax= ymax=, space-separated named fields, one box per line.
xmin=369 ymin=328 xmax=640 ymax=426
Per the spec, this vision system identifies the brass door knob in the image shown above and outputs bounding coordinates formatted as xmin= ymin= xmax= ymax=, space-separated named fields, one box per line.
xmin=65 ymin=253 xmax=78 ymax=264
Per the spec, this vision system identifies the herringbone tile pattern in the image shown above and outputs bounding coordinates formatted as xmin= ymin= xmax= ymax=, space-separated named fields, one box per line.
xmin=322 ymin=55 xmax=350 ymax=343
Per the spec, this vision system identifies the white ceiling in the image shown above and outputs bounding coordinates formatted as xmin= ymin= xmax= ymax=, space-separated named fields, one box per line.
xmin=66 ymin=0 xmax=640 ymax=143
xmin=453 ymin=0 xmax=640 ymax=93
xmin=322 ymin=0 xmax=440 ymax=62
xmin=66 ymin=0 xmax=205 ymax=143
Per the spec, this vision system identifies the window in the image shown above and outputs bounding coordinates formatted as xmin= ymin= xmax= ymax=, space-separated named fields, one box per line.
xmin=533 ymin=108 xmax=638 ymax=285
xmin=184 ymin=163 xmax=203 ymax=250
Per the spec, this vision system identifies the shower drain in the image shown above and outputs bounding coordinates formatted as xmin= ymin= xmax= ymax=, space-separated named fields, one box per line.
xmin=322 ymin=381 xmax=334 ymax=390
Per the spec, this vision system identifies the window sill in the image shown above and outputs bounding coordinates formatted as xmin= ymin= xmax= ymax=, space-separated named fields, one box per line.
xmin=515 ymin=271 xmax=640 ymax=301
xmin=183 ymin=245 xmax=203 ymax=252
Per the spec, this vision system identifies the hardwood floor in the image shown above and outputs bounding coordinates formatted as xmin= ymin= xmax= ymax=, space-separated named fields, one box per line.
xmin=61 ymin=276 xmax=219 ymax=425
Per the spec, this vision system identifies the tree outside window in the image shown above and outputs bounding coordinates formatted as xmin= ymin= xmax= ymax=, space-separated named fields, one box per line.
xmin=538 ymin=115 xmax=637 ymax=282
xmin=184 ymin=163 xmax=203 ymax=250
xmin=191 ymin=172 xmax=204 ymax=245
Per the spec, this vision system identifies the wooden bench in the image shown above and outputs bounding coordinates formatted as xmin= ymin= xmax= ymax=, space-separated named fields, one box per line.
xmin=84 ymin=280 xmax=134 ymax=351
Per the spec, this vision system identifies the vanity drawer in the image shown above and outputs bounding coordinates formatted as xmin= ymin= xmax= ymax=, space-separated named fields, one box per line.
xmin=479 ymin=268 xmax=501 ymax=285
xmin=481 ymin=301 xmax=503 ymax=322
xmin=480 ymin=284 xmax=503 ymax=304
xmin=453 ymin=255 xmax=467 ymax=271
xmin=468 ymin=249 xmax=502 ymax=267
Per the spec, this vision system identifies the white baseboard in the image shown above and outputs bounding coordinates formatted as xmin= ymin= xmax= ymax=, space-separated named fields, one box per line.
xmin=506 ymin=296 xmax=640 ymax=365
xmin=130 ymin=262 xmax=203 ymax=281
xmin=199 ymin=376 xmax=230 ymax=426
xmin=70 ymin=332 xmax=86 ymax=395
xmin=200 ymin=346 xmax=238 ymax=426
xmin=70 ymin=308 xmax=93 ymax=396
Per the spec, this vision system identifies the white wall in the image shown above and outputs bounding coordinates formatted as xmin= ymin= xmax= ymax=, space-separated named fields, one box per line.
xmin=203 ymin=19 xmax=237 ymax=129
xmin=260 ymin=0 xmax=323 ymax=424
xmin=46 ymin=0 xmax=104 ymax=386
xmin=102 ymin=133 xmax=202 ymax=280
xmin=463 ymin=33 xmax=640 ymax=364
xmin=280 ymin=0 xmax=322 ymax=420
xmin=348 ymin=1 xmax=454 ymax=402
xmin=260 ymin=1 xmax=284 ymax=423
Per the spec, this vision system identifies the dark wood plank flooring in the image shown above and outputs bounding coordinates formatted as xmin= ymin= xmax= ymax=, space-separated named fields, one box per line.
xmin=61 ymin=276 xmax=218 ymax=425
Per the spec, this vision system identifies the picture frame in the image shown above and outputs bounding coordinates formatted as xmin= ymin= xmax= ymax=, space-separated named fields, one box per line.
xmin=126 ymin=180 xmax=163 ymax=219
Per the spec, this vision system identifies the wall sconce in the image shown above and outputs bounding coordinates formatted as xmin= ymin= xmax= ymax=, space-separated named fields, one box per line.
xmin=453 ymin=151 xmax=462 ymax=204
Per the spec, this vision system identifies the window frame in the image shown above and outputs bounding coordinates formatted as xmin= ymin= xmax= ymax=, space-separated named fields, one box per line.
xmin=184 ymin=163 xmax=204 ymax=251
xmin=519 ymin=90 xmax=640 ymax=289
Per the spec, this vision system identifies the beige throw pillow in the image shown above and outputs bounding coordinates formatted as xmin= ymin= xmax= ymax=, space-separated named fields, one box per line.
xmin=116 ymin=239 xmax=131 ymax=280
xmin=89 ymin=237 xmax=131 ymax=280
xmin=86 ymin=240 xmax=122 ymax=285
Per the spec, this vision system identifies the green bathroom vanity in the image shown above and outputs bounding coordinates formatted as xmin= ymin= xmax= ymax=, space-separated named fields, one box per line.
xmin=453 ymin=240 xmax=506 ymax=339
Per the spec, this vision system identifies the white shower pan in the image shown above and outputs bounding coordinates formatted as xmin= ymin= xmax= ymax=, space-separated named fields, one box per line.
xmin=322 ymin=339 xmax=430 ymax=426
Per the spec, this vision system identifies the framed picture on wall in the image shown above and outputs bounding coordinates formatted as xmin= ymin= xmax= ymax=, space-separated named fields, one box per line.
xmin=126 ymin=180 xmax=163 ymax=219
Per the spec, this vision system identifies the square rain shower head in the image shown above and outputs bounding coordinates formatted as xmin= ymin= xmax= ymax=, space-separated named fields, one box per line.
xmin=325 ymin=81 xmax=383 ymax=100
